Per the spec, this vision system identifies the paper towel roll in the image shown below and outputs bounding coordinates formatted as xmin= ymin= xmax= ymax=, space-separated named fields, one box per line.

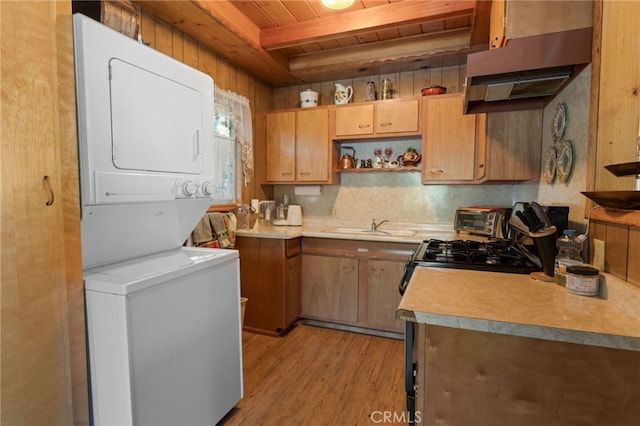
xmin=294 ymin=186 xmax=322 ymax=196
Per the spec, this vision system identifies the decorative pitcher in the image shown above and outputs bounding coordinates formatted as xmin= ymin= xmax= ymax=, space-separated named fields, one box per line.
xmin=334 ymin=83 xmax=353 ymax=105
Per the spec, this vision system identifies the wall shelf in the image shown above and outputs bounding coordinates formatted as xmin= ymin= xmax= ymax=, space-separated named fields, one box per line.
xmin=335 ymin=166 xmax=420 ymax=173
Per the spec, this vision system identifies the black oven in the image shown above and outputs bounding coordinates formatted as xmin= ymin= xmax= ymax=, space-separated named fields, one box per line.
xmin=399 ymin=239 xmax=542 ymax=422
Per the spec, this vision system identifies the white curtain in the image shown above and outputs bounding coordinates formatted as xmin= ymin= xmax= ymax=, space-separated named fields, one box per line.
xmin=212 ymin=85 xmax=253 ymax=204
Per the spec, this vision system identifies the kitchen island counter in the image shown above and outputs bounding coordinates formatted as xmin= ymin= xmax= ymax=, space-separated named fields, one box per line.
xmin=397 ymin=267 xmax=640 ymax=351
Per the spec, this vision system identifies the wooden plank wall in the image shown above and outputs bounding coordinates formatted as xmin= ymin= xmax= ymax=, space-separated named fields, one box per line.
xmin=138 ymin=8 xmax=273 ymax=203
xmin=588 ymin=209 xmax=640 ymax=287
xmin=272 ymin=65 xmax=467 ymax=110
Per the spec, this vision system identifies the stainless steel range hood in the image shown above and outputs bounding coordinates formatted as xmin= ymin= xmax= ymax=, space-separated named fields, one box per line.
xmin=464 ymin=27 xmax=592 ymax=114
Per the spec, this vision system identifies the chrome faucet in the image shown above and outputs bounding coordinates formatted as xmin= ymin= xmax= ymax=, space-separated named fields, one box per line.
xmin=371 ymin=219 xmax=388 ymax=231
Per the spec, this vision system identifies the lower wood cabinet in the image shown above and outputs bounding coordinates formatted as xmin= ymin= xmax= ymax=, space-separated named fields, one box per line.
xmin=415 ymin=324 xmax=640 ymax=425
xmin=300 ymin=255 xmax=358 ymax=323
xmin=363 ymin=260 xmax=405 ymax=332
xmin=301 ymin=238 xmax=416 ymax=333
xmin=235 ymin=236 xmax=301 ymax=336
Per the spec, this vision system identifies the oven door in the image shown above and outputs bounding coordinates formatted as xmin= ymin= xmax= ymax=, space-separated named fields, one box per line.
xmin=404 ymin=321 xmax=418 ymax=423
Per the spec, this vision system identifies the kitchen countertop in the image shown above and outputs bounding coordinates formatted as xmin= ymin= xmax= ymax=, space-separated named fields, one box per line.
xmin=235 ymin=218 xmax=465 ymax=243
xmin=397 ymin=267 xmax=640 ymax=352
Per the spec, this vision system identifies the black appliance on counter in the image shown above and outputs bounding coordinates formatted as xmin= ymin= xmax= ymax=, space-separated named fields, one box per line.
xmin=399 ymin=238 xmax=542 ymax=424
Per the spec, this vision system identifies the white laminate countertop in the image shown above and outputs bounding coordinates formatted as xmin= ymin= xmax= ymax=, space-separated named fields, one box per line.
xmin=397 ymin=267 xmax=640 ymax=352
xmin=235 ymin=218 xmax=466 ymax=243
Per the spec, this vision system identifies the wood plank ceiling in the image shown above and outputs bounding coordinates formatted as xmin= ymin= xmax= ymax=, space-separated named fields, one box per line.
xmin=134 ymin=0 xmax=492 ymax=86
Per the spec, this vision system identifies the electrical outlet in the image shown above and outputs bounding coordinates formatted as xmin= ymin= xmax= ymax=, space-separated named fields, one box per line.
xmin=593 ymin=239 xmax=605 ymax=271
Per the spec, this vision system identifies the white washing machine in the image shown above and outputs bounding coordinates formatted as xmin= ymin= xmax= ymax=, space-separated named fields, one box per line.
xmin=84 ymin=247 xmax=242 ymax=426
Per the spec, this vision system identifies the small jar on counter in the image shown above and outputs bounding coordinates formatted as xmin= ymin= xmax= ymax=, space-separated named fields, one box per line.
xmin=566 ymin=265 xmax=600 ymax=296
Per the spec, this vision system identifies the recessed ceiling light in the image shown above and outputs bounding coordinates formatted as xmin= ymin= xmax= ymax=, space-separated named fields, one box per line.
xmin=321 ymin=0 xmax=355 ymax=11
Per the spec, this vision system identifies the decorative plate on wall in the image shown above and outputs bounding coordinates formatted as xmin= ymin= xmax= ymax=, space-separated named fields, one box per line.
xmin=556 ymin=139 xmax=573 ymax=183
xmin=543 ymin=145 xmax=557 ymax=184
xmin=552 ymin=103 xmax=566 ymax=143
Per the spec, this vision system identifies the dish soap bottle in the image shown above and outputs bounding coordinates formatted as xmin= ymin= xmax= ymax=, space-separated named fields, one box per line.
xmin=554 ymin=229 xmax=583 ymax=286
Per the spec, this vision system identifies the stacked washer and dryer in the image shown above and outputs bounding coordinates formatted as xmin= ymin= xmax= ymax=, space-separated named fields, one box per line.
xmin=73 ymin=14 xmax=242 ymax=426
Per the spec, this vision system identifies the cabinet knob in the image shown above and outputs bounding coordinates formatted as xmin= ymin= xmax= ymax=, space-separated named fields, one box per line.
xmin=358 ymin=124 xmax=371 ymax=129
xmin=429 ymin=169 xmax=445 ymax=174
xmin=380 ymin=122 xmax=392 ymax=127
xmin=299 ymin=172 xmax=311 ymax=176
xmin=281 ymin=172 xmax=293 ymax=176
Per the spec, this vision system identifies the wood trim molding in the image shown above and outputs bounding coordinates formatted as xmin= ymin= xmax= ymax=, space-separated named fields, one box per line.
xmin=590 ymin=208 xmax=640 ymax=228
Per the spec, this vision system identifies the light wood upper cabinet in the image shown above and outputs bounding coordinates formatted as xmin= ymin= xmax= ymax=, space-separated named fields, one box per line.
xmin=266 ymin=111 xmax=296 ymax=182
xmin=335 ymin=104 xmax=374 ymax=136
xmin=296 ymin=108 xmax=330 ymax=182
xmin=490 ymin=0 xmax=593 ymax=48
xmin=332 ymin=98 xmax=421 ymax=139
xmin=482 ymin=109 xmax=542 ymax=182
xmin=375 ymin=100 xmax=419 ymax=134
xmin=265 ymin=107 xmax=336 ymax=184
xmin=422 ymin=94 xmax=481 ymax=183
xmin=422 ymin=95 xmax=541 ymax=184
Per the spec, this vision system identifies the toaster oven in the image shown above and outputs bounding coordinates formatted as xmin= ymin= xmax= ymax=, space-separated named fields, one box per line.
xmin=454 ymin=207 xmax=511 ymax=238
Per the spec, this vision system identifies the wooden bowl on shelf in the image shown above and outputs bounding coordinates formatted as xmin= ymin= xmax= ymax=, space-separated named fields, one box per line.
xmin=421 ymin=85 xmax=446 ymax=96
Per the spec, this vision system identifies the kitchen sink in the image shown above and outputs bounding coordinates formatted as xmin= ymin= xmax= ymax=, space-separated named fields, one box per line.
xmin=323 ymin=227 xmax=416 ymax=237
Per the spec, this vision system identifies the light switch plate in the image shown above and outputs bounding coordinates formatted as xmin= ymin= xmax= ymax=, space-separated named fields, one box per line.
xmin=593 ymin=239 xmax=605 ymax=271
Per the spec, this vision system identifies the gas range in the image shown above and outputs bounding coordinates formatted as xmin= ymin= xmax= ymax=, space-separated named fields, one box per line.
xmin=399 ymin=239 xmax=541 ymax=295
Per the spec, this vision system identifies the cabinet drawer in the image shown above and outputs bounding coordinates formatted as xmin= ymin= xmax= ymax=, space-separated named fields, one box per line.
xmin=376 ymin=100 xmax=419 ymax=134
xmin=335 ymin=104 xmax=374 ymax=136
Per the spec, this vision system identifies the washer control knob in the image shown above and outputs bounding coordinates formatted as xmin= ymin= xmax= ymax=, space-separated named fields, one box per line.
xmin=182 ymin=180 xmax=196 ymax=197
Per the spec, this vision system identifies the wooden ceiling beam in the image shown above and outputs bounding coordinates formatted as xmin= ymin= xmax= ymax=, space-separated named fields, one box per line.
xmin=289 ymin=29 xmax=472 ymax=74
xmin=260 ymin=0 xmax=476 ymax=50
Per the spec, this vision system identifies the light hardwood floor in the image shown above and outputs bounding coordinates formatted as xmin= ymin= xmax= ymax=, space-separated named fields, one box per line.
xmin=219 ymin=324 xmax=406 ymax=425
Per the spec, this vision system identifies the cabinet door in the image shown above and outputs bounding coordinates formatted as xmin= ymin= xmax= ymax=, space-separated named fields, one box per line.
xmin=235 ymin=237 xmax=287 ymax=334
xmin=365 ymin=260 xmax=405 ymax=332
xmin=1 ymin=1 xmax=84 ymax=424
xmin=296 ymin=108 xmax=329 ymax=181
xmin=422 ymin=95 xmax=478 ymax=182
xmin=485 ymin=110 xmax=542 ymax=181
xmin=592 ymin=0 xmax=640 ymax=191
xmin=335 ymin=104 xmax=374 ymax=136
xmin=301 ymin=255 xmax=358 ymax=324
xmin=266 ymin=111 xmax=295 ymax=182
xmin=376 ymin=100 xmax=419 ymax=134
xmin=286 ymin=254 xmax=301 ymax=326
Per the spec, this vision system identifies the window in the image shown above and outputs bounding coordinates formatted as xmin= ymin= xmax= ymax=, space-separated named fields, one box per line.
xmin=212 ymin=86 xmax=253 ymax=205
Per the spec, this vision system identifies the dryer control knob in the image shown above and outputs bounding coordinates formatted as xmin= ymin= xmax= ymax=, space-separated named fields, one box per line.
xmin=200 ymin=181 xmax=214 ymax=197
xmin=182 ymin=180 xmax=196 ymax=197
